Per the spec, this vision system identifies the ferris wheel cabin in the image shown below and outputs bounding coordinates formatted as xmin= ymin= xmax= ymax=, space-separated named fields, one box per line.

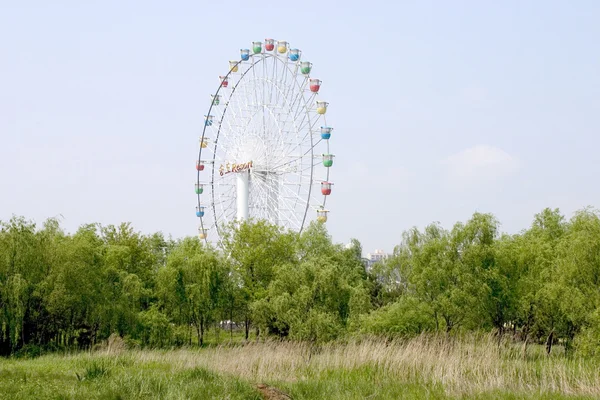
xmin=317 ymin=208 xmax=330 ymax=223
xmin=310 ymin=79 xmax=321 ymax=93
xmin=321 ymin=126 xmax=333 ymax=140
xmin=264 ymin=38 xmax=275 ymax=51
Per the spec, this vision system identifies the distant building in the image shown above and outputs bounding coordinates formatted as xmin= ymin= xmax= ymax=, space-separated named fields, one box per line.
xmin=360 ymin=249 xmax=390 ymax=271
xmin=366 ymin=249 xmax=389 ymax=263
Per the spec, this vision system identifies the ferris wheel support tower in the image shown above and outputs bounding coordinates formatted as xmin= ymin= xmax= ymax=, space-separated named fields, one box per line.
xmin=236 ymin=171 xmax=249 ymax=221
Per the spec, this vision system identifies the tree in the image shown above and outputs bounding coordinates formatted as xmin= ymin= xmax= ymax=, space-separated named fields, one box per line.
xmin=0 ymin=217 xmax=45 ymax=353
xmin=514 ymin=208 xmax=567 ymax=350
xmin=158 ymin=237 xmax=227 ymax=346
xmin=221 ymin=219 xmax=297 ymax=339
xmin=401 ymin=222 xmax=477 ymax=332
xmin=254 ymin=223 xmax=370 ymax=342
xmin=551 ymin=208 xmax=600 ymax=352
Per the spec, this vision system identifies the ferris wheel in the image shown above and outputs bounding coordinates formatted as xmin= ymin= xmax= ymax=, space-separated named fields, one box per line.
xmin=195 ymin=39 xmax=334 ymax=242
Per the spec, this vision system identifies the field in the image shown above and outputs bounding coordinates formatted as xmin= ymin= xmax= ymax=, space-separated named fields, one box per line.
xmin=1 ymin=334 xmax=599 ymax=399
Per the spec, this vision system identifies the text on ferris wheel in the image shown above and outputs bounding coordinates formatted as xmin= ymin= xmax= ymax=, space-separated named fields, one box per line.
xmin=219 ymin=161 xmax=254 ymax=176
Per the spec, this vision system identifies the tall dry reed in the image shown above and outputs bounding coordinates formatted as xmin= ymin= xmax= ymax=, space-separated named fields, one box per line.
xmin=129 ymin=333 xmax=600 ymax=396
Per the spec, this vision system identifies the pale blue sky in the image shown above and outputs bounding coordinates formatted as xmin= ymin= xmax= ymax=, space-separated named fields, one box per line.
xmin=1 ymin=1 xmax=599 ymax=254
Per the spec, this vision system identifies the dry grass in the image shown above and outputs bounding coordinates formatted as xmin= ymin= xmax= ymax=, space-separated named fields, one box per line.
xmin=122 ymin=333 xmax=600 ymax=397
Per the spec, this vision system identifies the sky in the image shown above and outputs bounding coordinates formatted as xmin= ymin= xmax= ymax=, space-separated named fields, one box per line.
xmin=1 ymin=1 xmax=599 ymax=255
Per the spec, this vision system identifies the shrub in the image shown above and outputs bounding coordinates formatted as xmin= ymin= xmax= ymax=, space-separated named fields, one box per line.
xmin=575 ymin=308 xmax=600 ymax=357
xmin=359 ymin=296 xmax=435 ymax=337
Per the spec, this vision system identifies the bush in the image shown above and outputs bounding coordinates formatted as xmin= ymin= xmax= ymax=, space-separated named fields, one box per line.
xmin=290 ymin=309 xmax=342 ymax=343
xmin=359 ymin=296 xmax=435 ymax=338
xmin=138 ymin=304 xmax=173 ymax=347
xmin=13 ymin=344 xmax=43 ymax=359
xmin=76 ymin=360 xmax=110 ymax=381
xmin=575 ymin=308 xmax=600 ymax=357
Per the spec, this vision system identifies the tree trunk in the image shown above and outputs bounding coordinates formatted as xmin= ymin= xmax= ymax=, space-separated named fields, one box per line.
xmin=20 ymin=320 xmax=25 ymax=349
xmin=229 ymin=308 xmax=234 ymax=340
xmin=215 ymin=321 xmax=220 ymax=344
xmin=199 ymin=318 xmax=204 ymax=347
xmin=546 ymin=330 xmax=554 ymax=355
xmin=565 ymin=322 xmax=575 ymax=356
xmin=497 ymin=326 xmax=504 ymax=347
xmin=444 ymin=316 xmax=453 ymax=334
xmin=244 ymin=318 xmax=250 ymax=341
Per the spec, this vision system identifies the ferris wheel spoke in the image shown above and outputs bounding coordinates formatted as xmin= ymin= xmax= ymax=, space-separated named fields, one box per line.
xmin=216 ymin=194 xmax=236 ymax=224
xmin=282 ymin=62 xmax=301 ymax=105
xmin=250 ymin=170 xmax=303 ymax=228
xmin=259 ymin=185 xmax=302 ymax=229
xmin=291 ymin=92 xmax=317 ymax=121
xmin=280 ymin=117 xmax=324 ymax=159
xmin=215 ymin=58 xmax=267 ymax=156
xmin=275 ymin=57 xmax=284 ymax=106
xmin=211 ymin=193 xmax=236 ymax=207
xmin=264 ymin=80 xmax=316 ymax=165
xmin=287 ymin=79 xmax=310 ymax=115
xmin=301 ymin=160 xmax=326 ymax=173
xmin=269 ymin=144 xmax=318 ymax=171
xmin=269 ymin=55 xmax=276 ymax=106
xmin=238 ymin=76 xmax=300 ymax=168
xmin=251 ymin=57 xmax=261 ymax=112
xmin=278 ymin=57 xmax=295 ymax=108
xmin=259 ymin=172 xmax=309 ymax=209
xmin=277 ymin=143 xmax=312 ymax=173
xmin=249 ymin=172 xmax=279 ymax=211
xmin=293 ymin=104 xmax=321 ymax=133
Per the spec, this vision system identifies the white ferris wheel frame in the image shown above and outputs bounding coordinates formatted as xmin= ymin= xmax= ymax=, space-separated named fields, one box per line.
xmin=196 ymin=41 xmax=332 ymax=244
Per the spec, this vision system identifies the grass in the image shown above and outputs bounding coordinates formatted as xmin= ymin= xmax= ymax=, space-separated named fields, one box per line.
xmin=0 ymin=354 xmax=260 ymax=399
xmin=0 ymin=333 xmax=598 ymax=399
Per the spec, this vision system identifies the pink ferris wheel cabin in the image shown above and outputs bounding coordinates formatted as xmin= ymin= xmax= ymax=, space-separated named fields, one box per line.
xmin=321 ymin=181 xmax=333 ymax=196
xmin=310 ymin=79 xmax=321 ymax=93
xmin=264 ymin=38 xmax=275 ymax=51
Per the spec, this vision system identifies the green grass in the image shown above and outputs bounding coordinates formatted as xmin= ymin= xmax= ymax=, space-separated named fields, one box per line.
xmin=0 ymin=354 xmax=260 ymax=399
xmin=1 ymin=335 xmax=599 ymax=399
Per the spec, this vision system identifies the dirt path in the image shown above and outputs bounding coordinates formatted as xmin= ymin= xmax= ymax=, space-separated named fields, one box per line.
xmin=256 ymin=383 xmax=292 ymax=400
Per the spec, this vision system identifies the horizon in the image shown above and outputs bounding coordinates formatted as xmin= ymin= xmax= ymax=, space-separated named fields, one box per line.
xmin=1 ymin=203 xmax=592 ymax=257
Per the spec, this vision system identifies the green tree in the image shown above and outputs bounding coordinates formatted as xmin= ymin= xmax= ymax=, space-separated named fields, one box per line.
xmin=158 ymin=237 xmax=227 ymax=346
xmin=514 ymin=208 xmax=567 ymax=350
xmin=0 ymin=217 xmax=45 ymax=353
xmin=253 ymin=222 xmax=370 ymax=342
xmin=221 ymin=219 xmax=297 ymax=339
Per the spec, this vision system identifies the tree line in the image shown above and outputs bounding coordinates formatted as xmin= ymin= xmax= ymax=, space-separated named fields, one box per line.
xmin=1 ymin=207 xmax=600 ymax=356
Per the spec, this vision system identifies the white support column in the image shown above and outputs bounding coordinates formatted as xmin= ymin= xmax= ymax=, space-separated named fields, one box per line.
xmin=236 ymin=170 xmax=249 ymax=221
xmin=268 ymin=172 xmax=279 ymax=226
